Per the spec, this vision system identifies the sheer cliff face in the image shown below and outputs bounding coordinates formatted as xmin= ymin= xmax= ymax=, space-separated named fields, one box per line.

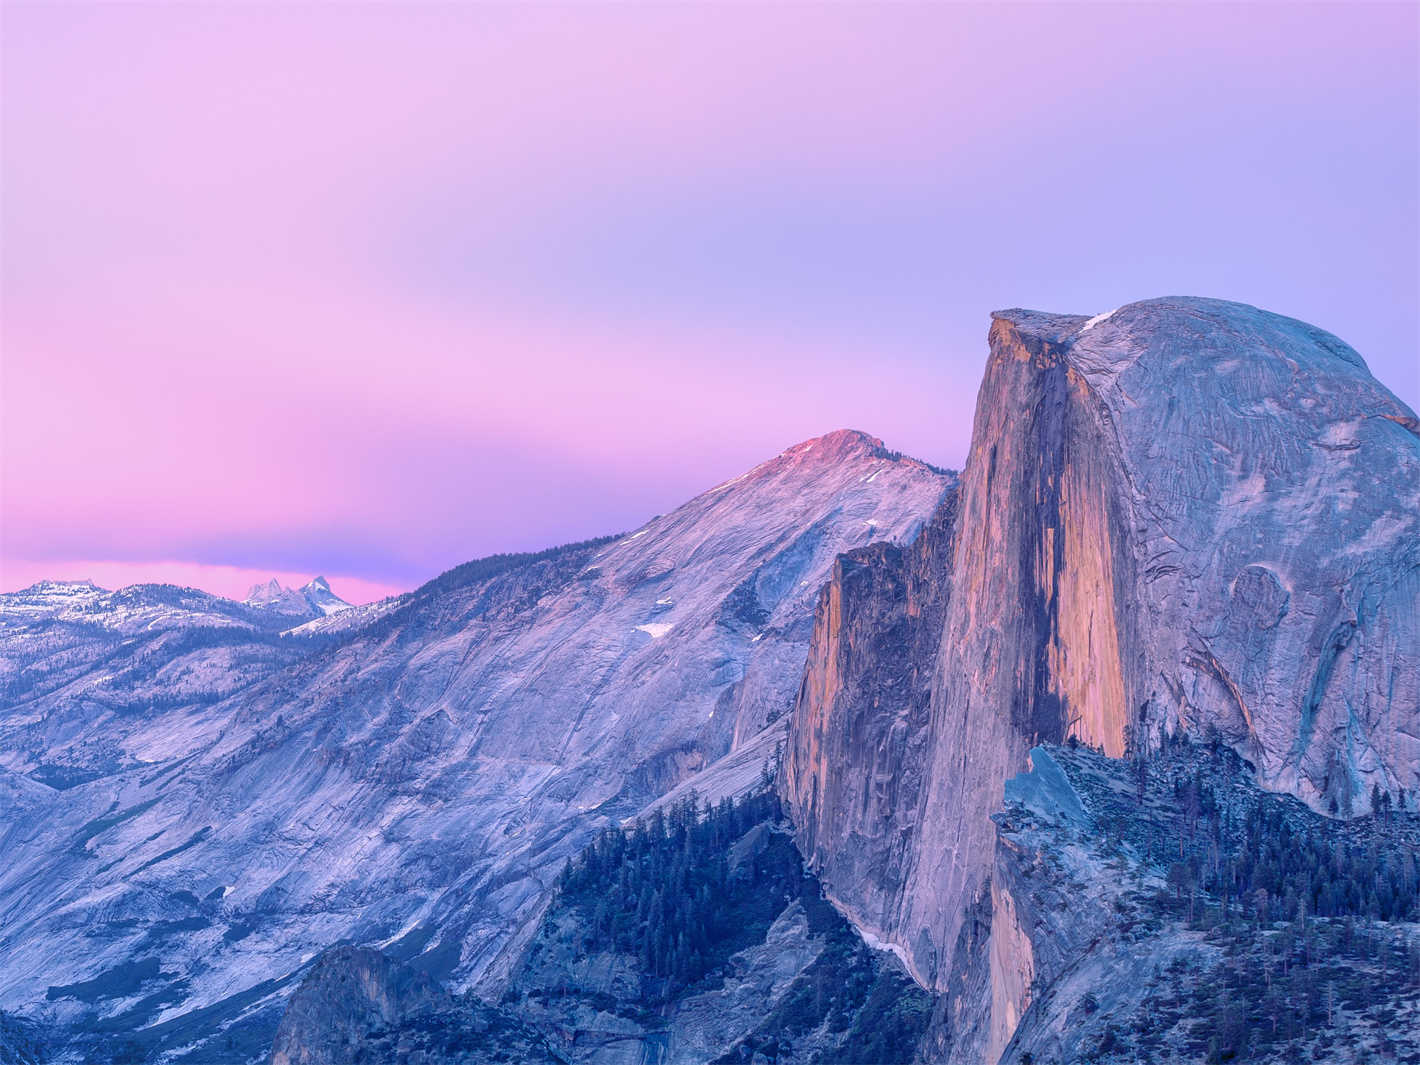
xmin=898 ymin=307 xmax=1145 ymax=988
xmin=780 ymin=485 xmax=957 ymax=938
xmin=269 ymin=948 xmax=444 ymax=1065
xmin=785 ymin=298 xmax=1420 ymax=994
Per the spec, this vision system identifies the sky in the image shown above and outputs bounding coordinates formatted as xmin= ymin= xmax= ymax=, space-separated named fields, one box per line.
xmin=3 ymin=2 xmax=1417 ymax=604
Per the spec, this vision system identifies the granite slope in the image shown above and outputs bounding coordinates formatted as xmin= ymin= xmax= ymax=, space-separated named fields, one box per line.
xmin=0 ymin=430 xmax=950 ymax=1061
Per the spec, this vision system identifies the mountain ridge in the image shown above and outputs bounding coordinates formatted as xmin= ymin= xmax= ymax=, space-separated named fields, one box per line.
xmin=0 ymin=429 xmax=952 ymax=1062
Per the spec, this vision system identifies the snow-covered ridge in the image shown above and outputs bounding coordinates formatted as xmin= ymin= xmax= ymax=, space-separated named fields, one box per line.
xmin=282 ymin=594 xmax=408 ymax=638
xmin=0 ymin=575 xmax=374 ymax=785
xmin=1 ymin=574 xmax=352 ymax=636
xmin=244 ymin=576 xmax=351 ymax=618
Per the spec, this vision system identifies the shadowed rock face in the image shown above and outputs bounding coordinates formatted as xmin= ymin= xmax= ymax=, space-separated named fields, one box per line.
xmin=269 ymin=947 xmax=442 ymax=1065
xmin=784 ymin=298 xmax=1420 ymax=994
xmin=269 ymin=946 xmax=559 ymax=1065
xmin=780 ymin=482 xmax=958 ymax=941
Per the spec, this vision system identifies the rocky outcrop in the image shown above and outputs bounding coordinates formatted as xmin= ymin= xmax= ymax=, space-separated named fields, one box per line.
xmin=269 ymin=946 xmax=558 ymax=1065
xmin=980 ymin=749 xmax=1116 ymax=1065
xmin=0 ymin=1010 xmax=46 ymax=1065
xmin=269 ymin=947 xmax=441 ymax=1065
xmin=784 ymin=298 xmax=1420 ymax=1015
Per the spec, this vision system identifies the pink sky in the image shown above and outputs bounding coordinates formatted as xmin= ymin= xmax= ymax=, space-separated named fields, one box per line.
xmin=4 ymin=3 xmax=1416 ymax=604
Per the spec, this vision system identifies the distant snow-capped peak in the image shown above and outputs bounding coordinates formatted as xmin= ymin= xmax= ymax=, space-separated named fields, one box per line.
xmin=245 ymin=578 xmax=287 ymax=604
xmin=244 ymin=576 xmax=351 ymax=617
xmin=299 ymin=576 xmax=351 ymax=616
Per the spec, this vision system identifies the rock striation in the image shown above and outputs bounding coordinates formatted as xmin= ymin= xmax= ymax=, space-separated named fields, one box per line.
xmin=783 ymin=298 xmax=1420 ymax=1007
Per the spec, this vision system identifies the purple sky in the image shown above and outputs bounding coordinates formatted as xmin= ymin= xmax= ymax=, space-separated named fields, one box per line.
xmin=4 ymin=3 xmax=1417 ymax=603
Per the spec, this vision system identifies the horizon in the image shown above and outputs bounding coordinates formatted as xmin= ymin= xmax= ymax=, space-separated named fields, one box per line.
xmin=0 ymin=423 xmax=921 ymax=603
xmin=3 ymin=423 xmax=886 ymax=602
xmin=5 ymin=3 xmax=1417 ymax=604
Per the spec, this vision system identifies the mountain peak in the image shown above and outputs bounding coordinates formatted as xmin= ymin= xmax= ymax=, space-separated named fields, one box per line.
xmin=245 ymin=578 xmax=287 ymax=604
xmin=299 ymin=576 xmax=350 ymax=616
xmin=785 ymin=429 xmax=884 ymax=461
xmin=768 ymin=429 xmax=950 ymax=479
xmin=770 ymin=430 xmax=904 ymax=471
xmin=22 ymin=579 xmax=102 ymax=593
xmin=991 ymin=297 xmax=1378 ymax=380
xmin=243 ymin=576 xmax=348 ymax=616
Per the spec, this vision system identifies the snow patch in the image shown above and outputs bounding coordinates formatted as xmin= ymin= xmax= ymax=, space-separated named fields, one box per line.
xmin=379 ymin=913 xmax=428 ymax=949
xmin=655 ymin=598 xmax=674 ymax=606
xmin=635 ymin=623 xmax=674 ymax=639
xmin=1221 ymin=471 xmax=1267 ymax=510
xmin=862 ymin=466 xmax=883 ymax=484
xmin=849 ymin=919 xmax=912 ymax=969
xmin=1079 ymin=307 xmax=1121 ymax=333
xmin=624 ymin=529 xmax=649 ymax=542
xmin=863 ymin=519 xmax=879 ymax=528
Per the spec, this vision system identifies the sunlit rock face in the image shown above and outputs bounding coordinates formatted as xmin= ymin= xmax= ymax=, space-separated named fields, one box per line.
xmin=785 ymin=298 xmax=1420 ymax=993
xmin=0 ymin=430 xmax=950 ymax=1058
xmin=898 ymin=304 xmax=1145 ymax=990
xmin=1021 ymin=298 xmax=1419 ymax=810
